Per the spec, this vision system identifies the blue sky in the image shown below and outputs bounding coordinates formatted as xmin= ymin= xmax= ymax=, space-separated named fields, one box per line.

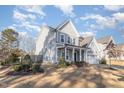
xmin=0 ymin=5 xmax=124 ymax=44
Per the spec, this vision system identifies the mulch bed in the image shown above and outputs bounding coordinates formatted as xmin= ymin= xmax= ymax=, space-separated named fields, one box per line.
xmin=0 ymin=66 xmax=10 ymax=70
xmin=6 ymin=70 xmax=44 ymax=76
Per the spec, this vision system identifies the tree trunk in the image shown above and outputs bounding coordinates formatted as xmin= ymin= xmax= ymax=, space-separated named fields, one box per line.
xmin=109 ymin=57 xmax=111 ymax=68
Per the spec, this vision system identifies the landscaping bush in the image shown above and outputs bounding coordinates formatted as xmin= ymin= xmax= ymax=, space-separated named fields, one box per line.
xmin=0 ymin=62 xmax=5 ymax=66
xmin=21 ymin=64 xmax=31 ymax=72
xmin=58 ymin=57 xmax=69 ymax=68
xmin=75 ymin=61 xmax=88 ymax=67
xmin=100 ymin=58 xmax=106 ymax=64
xmin=11 ymin=54 xmax=45 ymax=73
xmin=19 ymin=54 xmax=33 ymax=72
xmin=22 ymin=54 xmax=32 ymax=66
xmin=12 ymin=64 xmax=22 ymax=72
xmin=66 ymin=61 xmax=71 ymax=66
xmin=9 ymin=53 xmax=20 ymax=64
xmin=0 ymin=59 xmax=10 ymax=66
xmin=31 ymin=63 xmax=44 ymax=73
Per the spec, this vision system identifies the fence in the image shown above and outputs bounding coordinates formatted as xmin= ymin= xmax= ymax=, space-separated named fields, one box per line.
xmin=106 ymin=60 xmax=124 ymax=66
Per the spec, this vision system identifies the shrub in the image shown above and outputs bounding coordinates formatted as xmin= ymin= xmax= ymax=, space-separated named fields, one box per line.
xmin=100 ymin=58 xmax=106 ymax=64
xmin=31 ymin=63 xmax=44 ymax=73
xmin=0 ymin=62 xmax=5 ymax=66
xmin=66 ymin=61 xmax=71 ymax=66
xmin=21 ymin=64 xmax=30 ymax=72
xmin=9 ymin=53 xmax=20 ymax=64
xmin=75 ymin=61 xmax=87 ymax=67
xmin=12 ymin=64 xmax=22 ymax=72
xmin=58 ymin=57 xmax=68 ymax=68
xmin=0 ymin=59 xmax=10 ymax=66
xmin=23 ymin=54 xmax=32 ymax=62
xmin=22 ymin=54 xmax=32 ymax=66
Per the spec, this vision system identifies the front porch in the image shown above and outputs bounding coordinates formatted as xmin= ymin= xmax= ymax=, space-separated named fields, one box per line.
xmin=56 ymin=45 xmax=86 ymax=62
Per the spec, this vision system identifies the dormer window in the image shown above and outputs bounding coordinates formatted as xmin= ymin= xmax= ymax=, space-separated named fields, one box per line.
xmin=60 ymin=34 xmax=65 ymax=43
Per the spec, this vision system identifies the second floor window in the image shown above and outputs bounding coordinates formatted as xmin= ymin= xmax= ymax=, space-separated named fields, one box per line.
xmin=60 ymin=34 xmax=65 ymax=43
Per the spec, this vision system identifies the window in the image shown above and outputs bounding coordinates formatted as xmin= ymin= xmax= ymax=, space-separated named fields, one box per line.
xmin=60 ymin=34 xmax=65 ymax=43
xmin=67 ymin=37 xmax=71 ymax=44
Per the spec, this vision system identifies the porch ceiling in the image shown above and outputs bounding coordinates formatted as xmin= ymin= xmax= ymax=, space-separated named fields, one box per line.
xmin=57 ymin=43 xmax=88 ymax=50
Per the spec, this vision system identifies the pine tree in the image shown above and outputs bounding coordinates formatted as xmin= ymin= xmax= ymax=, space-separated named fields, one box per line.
xmin=0 ymin=28 xmax=19 ymax=63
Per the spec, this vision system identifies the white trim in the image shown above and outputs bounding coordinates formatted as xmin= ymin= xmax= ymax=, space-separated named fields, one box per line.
xmin=72 ymin=48 xmax=75 ymax=62
xmin=80 ymin=49 xmax=82 ymax=61
xmin=56 ymin=47 xmax=58 ymax=63
xmin=56 ymin=31 xmax=58 ymax=43
xmin=56 ymin=20 xmax=69 ymax=30
xmin=65 ymin=47 xmax=67 ymax=61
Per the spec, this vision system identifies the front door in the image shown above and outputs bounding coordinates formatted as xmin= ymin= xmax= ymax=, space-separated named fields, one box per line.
xmin=74 ymin=52 xmax=77 ymax=62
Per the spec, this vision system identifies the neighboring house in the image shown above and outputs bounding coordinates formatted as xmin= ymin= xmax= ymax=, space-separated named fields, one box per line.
xmin=114 ymin=44 xmax=124 ymax=60
xmin=79 ymin=36 xmax=101 ymax=64
xmin=97 ymin=35 xmax=115 ymax=60
xmin=35 ymin=20 xmax=102 ymax=64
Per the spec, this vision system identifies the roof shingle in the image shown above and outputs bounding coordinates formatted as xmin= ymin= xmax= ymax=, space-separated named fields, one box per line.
xmin=79 ymin=36 xmax=93 ymax=47
xmin=97 ymin=35 xmax=112 ymax=44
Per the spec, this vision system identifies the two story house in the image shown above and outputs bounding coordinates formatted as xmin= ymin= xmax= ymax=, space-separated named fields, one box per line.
xmin=35 ymin=20 xmax=102 ymax=64
xmin=97 ymin=35 xmax=115 ymax=60
xmin=114 ymin=44 xmax=124 ymax=60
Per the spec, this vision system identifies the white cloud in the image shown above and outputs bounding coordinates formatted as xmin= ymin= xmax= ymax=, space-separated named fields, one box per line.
xmin=89 ymin=24 xmax=97 ymax=30
xmin=13 ymin=8 xmax=40 ymax=33
xmin=18 ymin=5 xmax=46 ymax=16
xmin=13 ymin=9 xmax=36 ymax=22
xmin=24 ymin=22 xmax=41 ymax=32
xmin=122 ymin=35 xmax=124 ymax=37
xmin=13 ymin=10 xmax=27 ymax=21
xmin=7 ymin=26 xmax=16 ymax=30
xmin=55 ymin=5 xmax=75 ymax=17
xmin=80 ymin=14 xmax=116 ymax=29
xmin=113 ymin=12 xmax=124 ymax=22
xmin=104 ymin=5 xmax=124 ymax=11
xmin=42 ymin=22 xmax=47 ymax=26
xmin=81 ymin=31 xmax=95 ymax=37
xmin=13 ymin=21 xmax=40 ymax=33
xmin=28 ymin=14 xmax=36 ymax=20
xmin=19 ymin=31 xmax=27 ymax=36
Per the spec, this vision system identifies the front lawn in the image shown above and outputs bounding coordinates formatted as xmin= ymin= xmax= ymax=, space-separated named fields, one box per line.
xmin=0 ymin=64 xmax=124 ymax=88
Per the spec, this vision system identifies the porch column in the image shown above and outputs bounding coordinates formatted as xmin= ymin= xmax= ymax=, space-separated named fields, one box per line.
xmin=56 ymin=47 xmax=58 ymax=62
xmin=80 ymin=49 xmax=82 ymax=61
xmin=85 ymin=50 xmax=87 ymax=62
xmin=65 ymin=47 xmax=66 ymax=61
xmin=72 ymin=48 xmax=75 ymax=62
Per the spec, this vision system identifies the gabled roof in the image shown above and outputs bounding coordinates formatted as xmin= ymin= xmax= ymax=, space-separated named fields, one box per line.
xmin=114 ymin=44 xmax=124 ymax=51
xmin=79 ymin=36 xmax=93 ymax=47
xmin=56 ymin=19 xmax=80 ymax=36
xmin=56 ymin=20 xmax=70 ymax=30
xmin=97 ymin=35 xmax=113 ymax=44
